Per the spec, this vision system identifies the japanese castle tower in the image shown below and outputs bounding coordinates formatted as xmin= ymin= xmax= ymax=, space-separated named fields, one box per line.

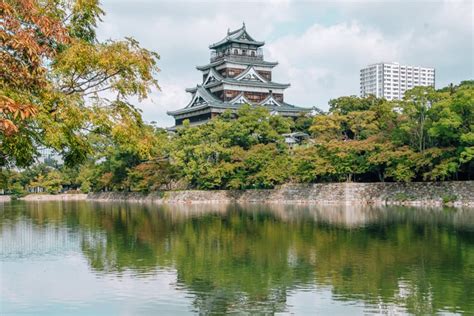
xmin=167 ymin=23 xmax=310 ymax=127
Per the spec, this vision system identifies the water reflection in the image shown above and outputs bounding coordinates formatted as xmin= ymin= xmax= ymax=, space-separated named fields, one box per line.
xmin=1 ymin=201 xmax=473 ymax=315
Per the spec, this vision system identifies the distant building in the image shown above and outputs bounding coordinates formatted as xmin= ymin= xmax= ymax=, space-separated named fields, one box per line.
xmin=282 ymin=132 xmax=310 ymax=147
xmin=167 ymin=23 xmax=311 ymax=128
xmin=360 ymin=62 xmax=435 ymax=100
xmin=37 ymin=147 xmax=62 ymax=165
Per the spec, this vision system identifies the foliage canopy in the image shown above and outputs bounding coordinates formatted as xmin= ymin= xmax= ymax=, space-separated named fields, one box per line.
xmin=1 ymin=0 xmax=160 ymax=167
xmin=4 ymin=81 xmax=472 ymax=194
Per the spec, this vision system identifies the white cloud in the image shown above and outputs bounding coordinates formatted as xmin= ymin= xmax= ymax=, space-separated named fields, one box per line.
xmin=140 ymin=82 xmax=190 ymax=127
xmin=267 ymin=22 xmax=400 ymax=109
xmin=96 ymin=0 xmax=473 ymax=126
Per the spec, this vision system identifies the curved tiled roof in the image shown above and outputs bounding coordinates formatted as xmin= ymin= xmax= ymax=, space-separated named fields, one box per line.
xmin=184 ymin=86 xmax=223 ymax=109
xmin=203 ymin=67 xmax=224 ymax=85
xmin=167 ymin=86 xmax=310 ymax=116
xmin=196 ymin=58 xmax=278 ymax=71
xmin=209 ymin=23 xmax=264 ymax=49
xmin=204 ymin=77 xmax=290 ymax=90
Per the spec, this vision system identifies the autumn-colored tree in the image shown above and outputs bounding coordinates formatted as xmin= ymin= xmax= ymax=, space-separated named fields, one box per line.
xmin=0 ymin=0 xmax=68 ymax=134
xmin=127 ymin=160 xmax=178 ymax=192
xmin=1 ymin=0 xmax=159 ymax=167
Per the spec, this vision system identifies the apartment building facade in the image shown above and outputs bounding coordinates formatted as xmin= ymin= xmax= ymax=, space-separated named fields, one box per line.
xmin=360 ymin=62 xmax=435 ymax=100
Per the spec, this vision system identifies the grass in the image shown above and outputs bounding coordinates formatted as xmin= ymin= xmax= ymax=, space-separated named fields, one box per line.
xmin=393 ymin=192 xmax=413 ymax=201
xmin=442 ymin=194 xmax=457 ymax=204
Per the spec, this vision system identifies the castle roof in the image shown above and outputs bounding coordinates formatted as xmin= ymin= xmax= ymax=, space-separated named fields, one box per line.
xmin=167 ymin=86 xmax=308 ymax=116
xmin=196 ymin=58 xmax=278 ymax=71
xmin=191 ymin=66 xmax=290 ymax=91
xmin=203 ymin=77 xmax=290 ymax=90
xmin=209 ymin=23 xmax=265 ymax=49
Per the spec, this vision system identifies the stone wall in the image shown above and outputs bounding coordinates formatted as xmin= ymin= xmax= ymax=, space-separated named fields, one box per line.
xmin=88 ymin=181 xmax=474 ymax=207
xmin=20 ymin=194 xmax=88 ymax=201
xmin=0 ymin=195 xmax=11 ymax=202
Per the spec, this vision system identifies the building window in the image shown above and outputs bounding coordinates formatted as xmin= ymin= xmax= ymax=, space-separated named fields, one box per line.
xmin=234 ymin=49 xmax=238 ymax=55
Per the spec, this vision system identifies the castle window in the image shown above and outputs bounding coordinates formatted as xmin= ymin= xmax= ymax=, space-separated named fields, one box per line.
xmin=234 ymin=49 xmax=238 ymax=55
xmin=251 ymin=51 xmax=255 ymax=57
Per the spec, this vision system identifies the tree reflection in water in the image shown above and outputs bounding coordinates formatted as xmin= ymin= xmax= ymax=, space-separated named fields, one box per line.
xmin=1 ymin=201 xmax=473 ymax=314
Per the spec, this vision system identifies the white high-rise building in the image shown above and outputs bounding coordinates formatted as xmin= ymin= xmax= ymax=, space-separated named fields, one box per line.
xmin=360 ymin=62 xmax=435 ymax=100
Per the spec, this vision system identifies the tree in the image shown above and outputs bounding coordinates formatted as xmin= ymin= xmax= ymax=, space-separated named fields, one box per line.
xmin=0 ymin=0 xmax=68 ymax=135
xmin=239 ymin=143 xmax=290 ymax=189
xmin=398 ymin=86 xmax=440 ymax=152
xmin=127 ymin=160 xmax=178 ymax=192
xmin=3 ymin=82 xmax=471 ymax=192
xmin=170 ymin=106 xmax=292 ymax=190
xmin=428 ymin=81 xmax=474 ymax=178
xmin=0 ymin=168 xmax=25 ymax=195
xmin=27 ymin=167 xmax=63 ymax=193
xmin=1 ymin=0 xmax=160 ymax=168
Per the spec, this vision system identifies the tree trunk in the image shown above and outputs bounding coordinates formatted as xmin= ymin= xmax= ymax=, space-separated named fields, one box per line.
xmin=378 ymin=170 xmax=385 ymax=182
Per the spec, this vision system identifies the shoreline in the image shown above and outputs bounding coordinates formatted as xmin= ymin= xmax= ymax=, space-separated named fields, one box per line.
xmin=6 ymin=194 xmax=88 ymax=202
xmin=5 ymin=181 xmax=473 ymax=207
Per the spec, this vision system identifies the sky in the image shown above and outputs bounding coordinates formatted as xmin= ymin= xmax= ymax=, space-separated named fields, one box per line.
xmin=96 ymin=0 xmax=474 ymax=127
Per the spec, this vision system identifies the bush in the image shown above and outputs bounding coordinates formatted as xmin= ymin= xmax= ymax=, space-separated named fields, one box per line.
xmin=442 ymin=194 xmax=457 ymax=204
xmin=393 ymin=192 xmax=413 ymax=201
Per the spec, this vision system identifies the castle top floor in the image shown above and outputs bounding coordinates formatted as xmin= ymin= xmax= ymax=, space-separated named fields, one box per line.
xmin=209 ymin=23 xmax=266 ymax=63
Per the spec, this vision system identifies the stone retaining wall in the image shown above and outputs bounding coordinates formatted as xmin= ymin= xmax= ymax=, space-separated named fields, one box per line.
xmin=20 ymin=194 xmax=88 ymax=201
xmin=87 ymin=181 xmax=474 ymax=207
xmin=0 ymin=195 xmax=11 ymax=202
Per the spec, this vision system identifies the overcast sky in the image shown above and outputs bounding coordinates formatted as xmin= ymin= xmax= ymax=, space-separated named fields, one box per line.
xmin=97 ymin=0 xmax=473 ymax=127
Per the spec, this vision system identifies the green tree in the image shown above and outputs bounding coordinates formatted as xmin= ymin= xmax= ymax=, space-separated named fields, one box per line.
xmin=398 ymin=86 xmax=440 ymax=152
xmin=1 ymin=0 xmax=160 ymax=168
xmin=170 ymin=106 xmax=292 ymax=189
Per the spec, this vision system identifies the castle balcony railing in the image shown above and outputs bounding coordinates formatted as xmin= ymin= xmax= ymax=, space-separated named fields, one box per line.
xmin=210 ymin=48 xmax=263 ymax=62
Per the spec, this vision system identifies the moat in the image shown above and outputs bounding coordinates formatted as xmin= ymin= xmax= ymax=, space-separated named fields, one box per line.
xmin=1 ymin=201 xmax=473 ymax=315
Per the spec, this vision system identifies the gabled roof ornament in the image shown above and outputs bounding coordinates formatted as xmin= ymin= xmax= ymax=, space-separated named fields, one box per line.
xmin=260 ymin=94 xmax=279 ymax=107
xmin=308 ymin=106 xmax=323 ymax=116
xmin=229 ymin=92 xmax=252 ymax=105
xmin=242 ymin=21 xmax=246 ymax=30
xmin=227 ymin=28 xmax=230 ymax=35
xmin=203 ymin=67 xmax=224 ymax=85
xmin=234 ymin=66 xmax=269 ymax=83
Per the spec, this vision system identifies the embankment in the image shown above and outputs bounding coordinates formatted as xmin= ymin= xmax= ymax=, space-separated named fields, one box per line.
xmin=20 ymin=194 xmax=88 ymax=201
xmin=0 ymin=195 xmax=11 ymax=202
xmin=87 ymin=181 xmax=474 ymax=207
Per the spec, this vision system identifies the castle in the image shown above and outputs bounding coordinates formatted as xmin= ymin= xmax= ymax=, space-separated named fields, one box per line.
xmin=167 ymin=23 xmax=310 ymax=127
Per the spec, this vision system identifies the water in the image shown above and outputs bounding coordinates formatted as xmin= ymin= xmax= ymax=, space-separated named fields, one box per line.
xmin=1 ymin=201 xmax=473 ymax=315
